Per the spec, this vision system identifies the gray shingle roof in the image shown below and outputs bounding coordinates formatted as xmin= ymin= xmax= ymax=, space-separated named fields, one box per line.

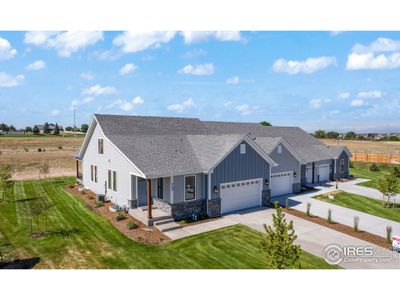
xmin=91 ymin=114 xmax=347 ymax=177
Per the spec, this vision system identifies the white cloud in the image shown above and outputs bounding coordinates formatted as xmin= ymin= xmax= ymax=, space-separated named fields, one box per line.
xmin=223 ymin=101 xmax=232 ymax=107
xmin=167 ymin=98 xmax=196 ymax=113
xmin=50 ymin=109 xmax=60 ymax=116
xmin=178 ymin=63 xmax=215 ymax=76
xmin=82 ymin=84 xmax=117 ymax=96
xmin=108 ymin=96 xmax=145 ymax=111
xmin=329 ymin=110 xmax=340 ymax=114
xmin=119 ymin=63 xmax=137 ymax=75
xmin=181 ymin=31 xmax=242 ymax=44
xmin=26 ymin=60 xmax=46 ymax=70
xmin=273 ymin=56 xmax=337 ymax=74
xmin=113 ymin=31 xmax=176 ymax=53
xmin=330 ymin=31 xmax=344 ymax=36
xmin=24 ymin=31 xmax=103 ymax=57
xmin=346 ymin=38 xmax=400 ymax=70
xmin=234 ymin=104 xmax=260 ymax=116
xmin=69 ymin=97 xmax=94 ymax=110
xmin=183 ymin=49 xmax=207 ymax=59
xmin=80 ymin=72 xmax=94 ymax=81
xmin=0 ymin=72 xmax=24 ymax=87
xmin=338 ymin=92 xmax=350 ymax=99
xmin=309 ymin=98 xmax=331 ymax=108
xmin=227 ymin=76 xmax=240 ymax=85
xmin=357 ymin=90 xmax=382 ymax=99
xmin=0 ymin=37 xmax=17 ymax=60
xmin=351 ymin=99 xmax=364 ymax=107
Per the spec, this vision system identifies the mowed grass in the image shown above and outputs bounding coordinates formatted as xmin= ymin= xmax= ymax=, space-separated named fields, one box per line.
xmin=0 ymin=177 xmax=337 ymax=269
xmin=350 ymin=161 xmax=396 ymax=189
xmin=314 ymin=191 xmax=400 ymax=223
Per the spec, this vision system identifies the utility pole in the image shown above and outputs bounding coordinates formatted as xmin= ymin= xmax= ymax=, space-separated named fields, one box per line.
xmin=73 ymin=104 xmax=76 ymax=138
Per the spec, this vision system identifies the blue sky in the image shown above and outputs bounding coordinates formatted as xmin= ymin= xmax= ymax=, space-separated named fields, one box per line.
xmin=1 ymin=31 xmax=400 ymax=132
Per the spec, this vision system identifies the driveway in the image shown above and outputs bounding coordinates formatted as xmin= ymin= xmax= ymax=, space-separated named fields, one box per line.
xmin=165 ymin=207 xmax=400 ymax=269
xmin=277 ymin=179 xmax=400 ymax=238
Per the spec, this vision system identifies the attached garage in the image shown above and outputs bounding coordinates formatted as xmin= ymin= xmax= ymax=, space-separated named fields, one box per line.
xmin=220 ymin=178 xmax=262 ymax=214
xmin=318 ymin=164 xmax=330 ymax=182
xmin=271 ymin=172 xmax=293 ymax=197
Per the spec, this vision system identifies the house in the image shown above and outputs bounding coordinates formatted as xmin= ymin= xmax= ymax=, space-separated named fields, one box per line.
xmin=35 ymin=123 xmax=64 ymax=134
xmin=75 ymin=114 xmax=351 ymax=223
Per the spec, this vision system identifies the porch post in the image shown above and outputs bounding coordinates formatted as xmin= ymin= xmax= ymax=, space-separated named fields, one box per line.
xmin=147 ymin=179 xmax=152 ymax=219
xmin=76 ymin=160 xmax=79 ymax=178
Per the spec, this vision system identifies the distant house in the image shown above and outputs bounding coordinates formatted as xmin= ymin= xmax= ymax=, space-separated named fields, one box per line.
xmin=35 ymin=124 xmax=64 ymax=134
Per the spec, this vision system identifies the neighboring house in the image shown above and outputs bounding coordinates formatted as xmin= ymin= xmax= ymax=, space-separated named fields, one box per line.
xmin=35 ymin=124 xmax=64 ymax=134
xmin=75 ymin=114 xmax=351 ymax=221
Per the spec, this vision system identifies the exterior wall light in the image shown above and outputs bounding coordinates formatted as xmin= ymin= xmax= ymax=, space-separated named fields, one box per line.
xmin=213 ymin=186 xmax=219 ymax=194
xmin=264 ymin=178 xmax=269 ymax=185
xmin=293 ymin=172 xmax=297 ymax=178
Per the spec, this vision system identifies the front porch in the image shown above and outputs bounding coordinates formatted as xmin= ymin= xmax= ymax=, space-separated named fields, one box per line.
xmin=129 ymin=205 xmax=173 ymax=227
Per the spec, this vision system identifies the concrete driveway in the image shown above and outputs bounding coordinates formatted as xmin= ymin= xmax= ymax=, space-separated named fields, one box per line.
xmin=165 ymin=206 xmax=400 ymax=269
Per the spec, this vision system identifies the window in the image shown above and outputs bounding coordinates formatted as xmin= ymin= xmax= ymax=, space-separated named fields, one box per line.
xmin=90 ymin=165 xmax=93 ymax=181
xmin=185 ymin=175 xmax=196 ymax=201
xmin=340 ymin=159 xmax=345 ymax=173
xmin=240 ymin=143 xmax=246 ymax=154
xmin=157 ymin=178 xmax=164 ymax=199
xmin=94 ymin=165 xmax=98 ymax=183
xmin=278 ymin=144 xmax=282 ymax=154
xmin=98 ymin=139 xmax=104 ymax=154
xmin=113 ymin=171 xmax=117 ymax=191
xmin=108 ymin=170 xmax=112 ymax=189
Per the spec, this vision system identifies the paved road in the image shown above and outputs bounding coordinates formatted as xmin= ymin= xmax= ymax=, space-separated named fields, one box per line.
xmin=165 ymin=207 xmax=400 ymax=269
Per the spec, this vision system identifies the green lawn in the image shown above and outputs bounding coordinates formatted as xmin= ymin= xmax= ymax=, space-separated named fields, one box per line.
xmin=314 ymin=191 xmax=400 ymax=223
xmin=350 ymin=161 xmax=395 ymax=189
xmin=0 ymin=177 xmax=337 ymax=269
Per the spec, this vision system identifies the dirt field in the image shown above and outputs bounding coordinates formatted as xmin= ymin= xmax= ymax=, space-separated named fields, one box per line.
xmin=321 ymin=139 xmax=400 ymax=155
xmin=0 ymin=136 xmax=84 ymax=180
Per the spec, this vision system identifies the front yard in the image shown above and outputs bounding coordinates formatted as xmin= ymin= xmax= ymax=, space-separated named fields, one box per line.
xmin=0 ymin=177 xmax=337 ymax=269
xmin=350 ymin=161 xmax=395 ymax=189
xmin=314 ymin=191 xmax=400 ymax=223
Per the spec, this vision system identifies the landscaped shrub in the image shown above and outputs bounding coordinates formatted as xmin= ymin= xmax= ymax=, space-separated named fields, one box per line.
xmin=327 ymin=209 xmax=333 ymax=224
xmin=116 ymin=212 xmax=126 ymax=221
xmin=391 ymin=166 xmax=400 ymax=178
xmin=369 ymin=163 xmax=379 ymax=172
xmin=180 ymin=220 xmax=187 ymax=225
xmin=386 ymin=225 xmax=392 ymax=243
xmin=127 ymin=221 xmax=138 ymax=230
xmin=95 ymin=200 xmax=104 ymax=208
xmin=306 ymin=203 xmax=311 ymax=217
xmin=353 ymin=216 xmax=359 ymax=232
xmin=285 ymin=198 xmax=289 ymax=209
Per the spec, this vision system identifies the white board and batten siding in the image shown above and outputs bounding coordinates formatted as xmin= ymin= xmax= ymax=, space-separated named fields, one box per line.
xmin=82 ymin=123 xmax=142 ymax=208
xmin=220 ymin=178 xmax=263 ymax=214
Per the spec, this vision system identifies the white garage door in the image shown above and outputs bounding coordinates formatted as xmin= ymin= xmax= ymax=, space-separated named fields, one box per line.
xmin=318 ymin=164 xmax=330 ymax=182
xmin=220 ymin=178 xmax=262 ymax=214
xmin=271 ymin=172 xmax=293 ymax=197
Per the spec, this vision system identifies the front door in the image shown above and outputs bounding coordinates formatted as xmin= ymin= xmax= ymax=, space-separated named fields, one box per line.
xmin=137 ymin=178 xmax=148 ymax=206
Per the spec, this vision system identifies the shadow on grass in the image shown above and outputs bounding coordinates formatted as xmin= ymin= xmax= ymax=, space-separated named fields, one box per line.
xmin=0 ymin=257 xmax=40 ymax=269
xmin=14 ymin=197 xmax=42 ymax=203
xmin=48 ymin=228 xmax=80 ymax=237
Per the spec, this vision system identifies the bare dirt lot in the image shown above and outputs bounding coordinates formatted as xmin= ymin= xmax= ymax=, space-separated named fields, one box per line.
xmin=0 ymin=136 xmax=84 ymax=180
xmin=321 ymin=139 xmax=400 ymax=155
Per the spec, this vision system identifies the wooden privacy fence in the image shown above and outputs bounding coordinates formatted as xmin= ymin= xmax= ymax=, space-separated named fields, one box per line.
xmin=351 ymin=152 xmax=400 ymax=164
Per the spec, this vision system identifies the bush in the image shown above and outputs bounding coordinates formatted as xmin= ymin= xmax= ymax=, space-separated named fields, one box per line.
xmin=127 ymin=221 xmax=138 ymax=230
xmin=353 ymin=216 xmax=359 ymax=232
xmin=327 ymin=209 xmax=333 ymax=224
xmin=306 ymin=203 xmax=311 ymax=217
xmin=58 ymin=146 xmax=63 ymax=150
xmin=369 ymin=163 xmax=379 ymax=172
xmin=391 ymin=166 xmax=400 ymax=178
xmin=386 ymin=225 xmax=392 ymax=243
xmin=285 ymin=198 xmax=289 ymax=209
xmin=95 ymin=201 xmax=104 ymax=208
xmin=116 ymin=212 xmax=126 ymax=221
xmin=180 ymin=220 xmax=187 ymax=225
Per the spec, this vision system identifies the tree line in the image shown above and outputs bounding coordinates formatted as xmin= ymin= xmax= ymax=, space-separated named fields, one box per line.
xmin=314 ymin=130 xmax=400 ymax=141
xmin=1 ymin=122 xmax=89 ymax=134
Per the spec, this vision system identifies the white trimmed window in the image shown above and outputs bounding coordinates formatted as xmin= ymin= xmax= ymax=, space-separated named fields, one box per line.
xmin=112 ymin=171 xmax=117 ymax=191
xmin=98 ymin=139 xmax=104 ymax=154
xmin=108 ymin=170 xmax=112 ymax=189
xmin=90 ymin=165 xmax=94 ymax=181
xmin=157 ymin=178 xmax=164 ymax=199
xmin=340 ymin=159 xmax=345 ymax=173
xmin=185 ymin=175 xmax=196 ymax=201
xmin=94 ymin=165 xmax=98 ymax=183
xmin=240 ymin=143 xmax=246 ymax=154
xmin=278 ymin=144 xmax=282 ymax=154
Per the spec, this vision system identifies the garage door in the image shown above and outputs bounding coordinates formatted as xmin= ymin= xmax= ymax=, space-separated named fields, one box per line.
xmin=271 ymin=172 xmax=293 ymax=197
xmin=220 ymin=178 xmax=262 ymax=214
xmin=318 ymin=164 xmax=330 ymax=182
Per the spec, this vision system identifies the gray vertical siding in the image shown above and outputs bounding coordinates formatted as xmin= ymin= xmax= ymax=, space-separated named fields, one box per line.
xmin=270 ymin=143 xmax=301 ymax=184
xmin=300 ymin=164 xmax=306 ymax=185
xmin=334 ymin=151 xmax=350 ymax=179
xmin=211 ymin=141 xmax=270 ymax=200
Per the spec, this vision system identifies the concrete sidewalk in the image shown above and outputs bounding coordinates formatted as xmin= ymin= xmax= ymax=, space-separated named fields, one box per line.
xmin=164 ymin=207 xmax=400 ymax=269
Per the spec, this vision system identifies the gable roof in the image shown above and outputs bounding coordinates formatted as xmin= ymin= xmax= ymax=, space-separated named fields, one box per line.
xmin=79 ymin=114 xmax=349 ymax=177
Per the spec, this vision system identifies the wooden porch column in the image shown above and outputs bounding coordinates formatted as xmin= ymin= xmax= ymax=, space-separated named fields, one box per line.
xmin=76 ymin=160 xmax=79 ymax=178
xmin=147 ymin=179 xmax=152 ymax=219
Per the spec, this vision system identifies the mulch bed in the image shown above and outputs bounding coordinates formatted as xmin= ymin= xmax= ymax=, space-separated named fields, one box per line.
xmin=284 ymin=208 xmax=392 ymax=250
xmin=65 ymin=184 xmax=170 ymax=245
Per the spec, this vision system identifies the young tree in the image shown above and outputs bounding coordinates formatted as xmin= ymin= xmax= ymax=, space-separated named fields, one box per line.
xmin=260 ymin=202 xmax=301 ymax=269
xmin=25 ymin=126 xmax=32 ymax=133
xmin=326 ymin=131 xmax=340 ymax=139
xmin=0 ymin=164 xmax=14 ymax=203
xmin=39 ymin=162 xmax=50 ymax=181
xmin=80 ymin=124 xmax=89 ymax=133
xmin=9 ymin=125 xmax=16 ymax=131
xmin=43 ymin=122 xmax=51 ymax=134
xmin=259 ymin=121 xmax=272 ymax=126
xmin=378 ymin=173 xmax=400 ymax=208
xmin=345 ymin=131 xmax=357 ymax=140
xmin=65 ymin=126 xmax=73 ymax=132
xmin=39 ymin=196 xmax=53 ymax=233
xmin=32 ymin=125 xmax=40 ymax=135
xmin=314 ymin=130 xmax=326 ymax=139
xmin=53 ymin=123 xmax=60 ymax=135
